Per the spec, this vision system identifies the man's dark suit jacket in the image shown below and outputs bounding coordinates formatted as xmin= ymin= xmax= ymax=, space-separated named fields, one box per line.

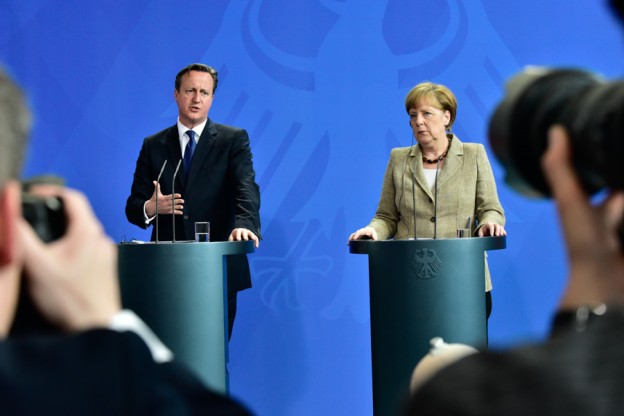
xmin=125 ymin=119 xmax=261 ymax=294
xmin=1 ymin=330 xmax=252 ymax=415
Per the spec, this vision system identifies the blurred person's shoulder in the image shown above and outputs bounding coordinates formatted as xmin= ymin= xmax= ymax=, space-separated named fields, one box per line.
xmin=407 ymin=306 xmax=624 ymax=416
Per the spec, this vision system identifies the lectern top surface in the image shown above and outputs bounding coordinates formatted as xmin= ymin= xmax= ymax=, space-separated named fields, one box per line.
xmin=348 ymin=236 xmax=506 ymax=254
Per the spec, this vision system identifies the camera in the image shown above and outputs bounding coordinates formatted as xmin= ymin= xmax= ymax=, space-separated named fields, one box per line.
xmin=488 ymin=66 xmax=624 ymax=197
xmin=21 ymin=193 xmax=66 ymax=242
xmin=9 ymin=183 xmax=67 ymax=336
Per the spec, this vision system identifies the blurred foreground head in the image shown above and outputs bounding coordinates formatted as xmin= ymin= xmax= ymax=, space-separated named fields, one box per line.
xmin=0 ymin=66 xmax=30 ymax=189
xmin=410 ymin=337 xmax=478 ymax=392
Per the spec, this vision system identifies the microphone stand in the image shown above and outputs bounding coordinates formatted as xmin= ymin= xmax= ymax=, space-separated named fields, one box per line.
xmin=412 ymin=156 xmax=418 ymax=240
xmin=433 ymin=160 xmax=440 ymax=239
xmin=155 ymin=160 xmax=167 ymax=244
xmin=171 ymin=159 xmax=182 ymax=243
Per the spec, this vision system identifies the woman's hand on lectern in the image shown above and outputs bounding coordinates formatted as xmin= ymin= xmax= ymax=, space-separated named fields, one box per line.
xmin=477 ymin=223 xmax=506 ymax=237
xmin=348 ymin=226 xmax=378 ymax=243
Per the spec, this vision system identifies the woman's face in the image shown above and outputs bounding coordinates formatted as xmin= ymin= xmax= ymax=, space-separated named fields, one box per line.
xmin=408 ymin=97 xmax=451 ymax=146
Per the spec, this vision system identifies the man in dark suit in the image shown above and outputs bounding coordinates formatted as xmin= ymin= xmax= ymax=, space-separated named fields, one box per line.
xmin=0 ymin=66 xmax=252 ymax=414
xmin=125 ymin=63 xmax=261 ymax=337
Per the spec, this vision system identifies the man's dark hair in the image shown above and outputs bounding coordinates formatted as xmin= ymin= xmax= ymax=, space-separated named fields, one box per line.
xmin=174 ymin=64 xmax=218 ymax=94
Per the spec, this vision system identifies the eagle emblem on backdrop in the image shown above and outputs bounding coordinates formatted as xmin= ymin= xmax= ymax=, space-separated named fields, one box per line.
xmin=197 ymin=0 xmax=519 ymax=315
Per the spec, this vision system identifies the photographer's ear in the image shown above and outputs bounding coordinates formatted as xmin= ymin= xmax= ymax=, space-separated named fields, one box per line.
xmin=0 ymin=181 xmax=21 ymax=266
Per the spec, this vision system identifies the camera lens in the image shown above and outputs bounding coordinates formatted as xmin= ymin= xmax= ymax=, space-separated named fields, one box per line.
xmin=488 ymin=66 xmax=624 ymax=197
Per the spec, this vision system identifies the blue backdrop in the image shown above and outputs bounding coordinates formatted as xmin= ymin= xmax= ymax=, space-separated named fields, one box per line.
xmin=2 ymin=1 xmax=624 ymax=414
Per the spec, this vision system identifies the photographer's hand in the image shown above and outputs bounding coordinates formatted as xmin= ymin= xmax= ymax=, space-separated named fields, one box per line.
xmin=543 ymin=126 xmax=624 ymax=309
xmin=17 ymin=187 xmax=121 ymax=331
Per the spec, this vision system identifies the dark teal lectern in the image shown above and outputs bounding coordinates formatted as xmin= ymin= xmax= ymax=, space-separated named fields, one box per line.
xmin=118 ymin=241 xmax=254 ymax=394
xmin=350 ymin=237 xmax=506 ymax=416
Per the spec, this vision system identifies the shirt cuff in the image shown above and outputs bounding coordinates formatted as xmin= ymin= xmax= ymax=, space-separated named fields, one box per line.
xmin=143 ymin=201 xmax=155 ymax=225
xmin=109 ymin=309 xmax=173 ymax=363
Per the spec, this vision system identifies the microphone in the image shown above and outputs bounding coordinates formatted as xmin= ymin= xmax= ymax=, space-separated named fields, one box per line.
xmin=171 ymin=159 xmax=182 ymax=243
xmin=402 ymin=132 xmax=418 ymax=240
xmin=155 ymin=160 xmax=167 ymax=244
xmin=432 ymin=135 xmax=452 ymax=239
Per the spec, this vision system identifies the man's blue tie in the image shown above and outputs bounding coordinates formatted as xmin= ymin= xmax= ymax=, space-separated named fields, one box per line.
xmin=184 ymin=130 xmax=196 ymax=181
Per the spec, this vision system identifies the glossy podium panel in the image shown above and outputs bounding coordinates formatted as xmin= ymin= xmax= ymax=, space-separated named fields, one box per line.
xmin=118 ymin=241 xmax=254 ymax=394
xmin=350 ymin=237 xmax=506 ymax=416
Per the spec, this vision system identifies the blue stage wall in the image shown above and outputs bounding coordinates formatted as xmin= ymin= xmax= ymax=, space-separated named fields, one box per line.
xmin=2 ymin=1 xmax=624 ymax=414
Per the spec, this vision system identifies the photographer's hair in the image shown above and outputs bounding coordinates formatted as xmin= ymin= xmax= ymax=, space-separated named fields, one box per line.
xmin=0 ymin=66 xmax=31 ymax=189
xmin=175 ymin=63 xmax=219 ymax=94
xmin=610 ymin=0 xmax=624 ymax=24
xmin=405 ymin=82 xmax=457 ymax=130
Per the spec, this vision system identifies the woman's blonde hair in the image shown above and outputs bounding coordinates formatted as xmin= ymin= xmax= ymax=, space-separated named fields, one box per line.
xmin=405 ymin=82 xmax=457 ymax=130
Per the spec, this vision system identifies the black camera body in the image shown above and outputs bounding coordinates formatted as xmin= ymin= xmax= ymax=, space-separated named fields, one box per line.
xmin=21 ymin=193 xmax=66 ymax=242
xmin=489 ymin=66 xmax=624 ymax=197
xmin=9 ymin=194 xmax=66 ymax=336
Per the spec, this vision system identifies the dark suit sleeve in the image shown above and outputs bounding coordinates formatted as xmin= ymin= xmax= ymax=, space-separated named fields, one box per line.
xmin=228 ymin=129 xmax=261 ymax=239
xmin=0 ymin=330 xmax=253 ymax=416
xmin=126 ymin=138 xmax=155 ymax=230
xmin=159 ymin=360 xmax=253 ymax=416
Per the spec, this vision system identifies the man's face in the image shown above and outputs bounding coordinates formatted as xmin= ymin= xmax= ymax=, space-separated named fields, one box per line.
xmin=174 ymin=70 xmax=214 ymax=128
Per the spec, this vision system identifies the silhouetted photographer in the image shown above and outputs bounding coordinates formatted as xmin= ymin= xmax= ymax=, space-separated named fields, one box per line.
xmin=406 ymin=1 xmax=624 ymax=414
